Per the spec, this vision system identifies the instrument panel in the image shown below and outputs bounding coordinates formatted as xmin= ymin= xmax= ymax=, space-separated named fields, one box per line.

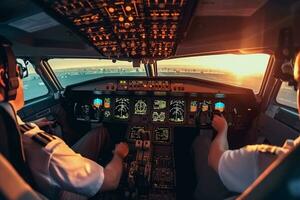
xmin=69 ymin=77 xmax=258 ymax=130
xmin=73 ymin=95 xmax=235 ymax=127
xmin=66 ymin=77 xmax=258 ymax=199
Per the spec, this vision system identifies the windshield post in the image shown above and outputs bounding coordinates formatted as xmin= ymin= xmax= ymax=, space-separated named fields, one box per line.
xmin=144 ymin=60 xmax=158 ymax=77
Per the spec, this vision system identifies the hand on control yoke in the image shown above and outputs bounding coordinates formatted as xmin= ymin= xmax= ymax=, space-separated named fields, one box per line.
xmin=212 ymin=114 xmax=228 ymax=135
xmin=113 ymin=142 xmax=129 ymax=159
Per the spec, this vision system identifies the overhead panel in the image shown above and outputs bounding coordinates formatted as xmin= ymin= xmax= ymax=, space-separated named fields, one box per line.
xmin=35 ymin=0 xmax=195 ymax=60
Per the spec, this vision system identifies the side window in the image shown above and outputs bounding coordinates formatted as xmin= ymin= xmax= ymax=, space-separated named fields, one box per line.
xmin=276 ymin=82 xmax=297 ymax=109
xmin=17 ymin=59 xmax=49 ymax=101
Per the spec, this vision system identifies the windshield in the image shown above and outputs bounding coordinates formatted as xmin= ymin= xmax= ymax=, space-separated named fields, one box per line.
xmin=158 ymin=53 xmax=270 ymax=93
xmin=49 ymin=59 xmax=145 ymax=87
xmin=49 ymin=54 xmax=270 ymax=93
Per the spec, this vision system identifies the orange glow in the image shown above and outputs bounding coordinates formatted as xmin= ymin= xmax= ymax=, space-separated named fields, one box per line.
xmin=159 ymin=53 xmax=270 ymax=77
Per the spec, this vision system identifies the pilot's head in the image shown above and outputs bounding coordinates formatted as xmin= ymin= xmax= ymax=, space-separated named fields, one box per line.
xmin=0 ymin=37 xmax=24 ymax=111
xmin=294 ymin=52 xmax=300 ymax=114
xmin=8 ymin=67 xmax=24 ymax=111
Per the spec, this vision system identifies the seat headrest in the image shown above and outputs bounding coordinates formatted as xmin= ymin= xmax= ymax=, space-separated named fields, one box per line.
xmin=0 ymin=36 xmax=12 ymax=47
xmin=0 ymin=35 xmax=18 ymax=101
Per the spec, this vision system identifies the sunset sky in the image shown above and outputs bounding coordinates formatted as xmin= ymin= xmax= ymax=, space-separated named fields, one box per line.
xmin=48 ymin=53 xmax=270 ymax=77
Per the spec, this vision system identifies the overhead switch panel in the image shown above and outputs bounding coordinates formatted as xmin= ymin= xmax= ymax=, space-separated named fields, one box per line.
xmin=36 ymin=0 xmax=194 ymax=59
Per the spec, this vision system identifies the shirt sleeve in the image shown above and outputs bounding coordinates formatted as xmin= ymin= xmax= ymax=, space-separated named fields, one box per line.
xmin=218 ymin=147 xmax=259 ymax=193
xmin=46 ymin=138 xmax=104 ymax=197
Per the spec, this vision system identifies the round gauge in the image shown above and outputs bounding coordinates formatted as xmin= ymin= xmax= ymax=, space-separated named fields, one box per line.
xmin=114 ymin=98 xmax=130 ymax=119
xmin=104 ymin=110 xmax=111 ymax=118
xmin=169 ymin=100 xmax=185 ymax=123
xmin=134 ymin=100 xmax=147 ymax=115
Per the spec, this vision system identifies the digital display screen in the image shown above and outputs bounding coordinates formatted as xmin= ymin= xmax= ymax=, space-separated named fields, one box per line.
xmin=169 ymin=100 xmax=185 ymax=123
xmin=134 ymin=99 xmax=147 ymax=115
xmin=104 ymin=98 xmax=111 ymax=109
xmin=154 ymin=128 xmax=170 ymax=142
xmin=129 ymin=127 xmax=145 ymax=140
xmin=190 ymin=101 xmax=197 ymax=112
xmin=114 ymin=98 xmax=130 ymax=119
xmin=153 ymin=100 xmax=166 ymax=110
xmin=215 ymin=93 xmax=225 ymax=99
xmin=215 ymin=102 xmax=225 ymax=112
xmin=93 ymin=98 xmax=103 ymax=109
xmin=76 ymin=104 xmax=91 ymax=120
xmin=152 ymin=112 xmax=166 ymax=122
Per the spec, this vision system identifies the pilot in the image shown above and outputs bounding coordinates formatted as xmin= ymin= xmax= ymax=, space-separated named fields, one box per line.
xmin=206 ymin=52 xmax=300 ymax=196
xmin=0 ymin=36 xmax=129 ymax=199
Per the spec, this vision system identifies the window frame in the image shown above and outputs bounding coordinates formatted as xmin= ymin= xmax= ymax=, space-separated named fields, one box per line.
xmin=157 ymin=52 xmax=272 ymax=95
xmin=17 ymin=58 xmax=52 ymax=103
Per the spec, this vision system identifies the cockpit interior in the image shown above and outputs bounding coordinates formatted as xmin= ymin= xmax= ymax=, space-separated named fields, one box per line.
xmin=1 ymin=0 xmax=300 ymax=200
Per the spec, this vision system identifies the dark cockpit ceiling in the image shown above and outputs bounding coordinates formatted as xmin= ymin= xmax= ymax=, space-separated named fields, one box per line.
xmin=0 ymin=0 xmax=299 ymax=59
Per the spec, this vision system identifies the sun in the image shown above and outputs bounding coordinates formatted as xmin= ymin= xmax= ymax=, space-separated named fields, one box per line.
xmin=223 ymin=54 xmax=270 ymax=77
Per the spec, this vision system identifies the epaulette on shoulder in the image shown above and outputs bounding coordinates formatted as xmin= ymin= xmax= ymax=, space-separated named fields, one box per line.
xmin=19 ymin=123 xmax=35 ymax=134
xmin=31 ymin=132 xmax=56 ymax=147
xmin=19 ymin=123 xmax=56 ymax=147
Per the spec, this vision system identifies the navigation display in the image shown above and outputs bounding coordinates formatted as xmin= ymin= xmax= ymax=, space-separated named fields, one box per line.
xmin=152 ymin=112 xmax=166 ymax=122
xmin=153 ymin=100 xmax=166 ymax=110
xmin=154 ymin=128 xmax=170 ymax=142
xmin=169 ymin=100 xmax=185 ymax=123
xmin=134 ymin=99 xmax=147 ymax=115
xmin=114 ymin=98 xmax=130 ymax=119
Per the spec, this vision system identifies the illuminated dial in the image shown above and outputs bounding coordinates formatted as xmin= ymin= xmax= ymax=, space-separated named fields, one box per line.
xmin=152 ymin=112 xmax=165 ymax=122
xmin=104 ymin=110 xmax=111 ymax=118
xmin=114 ymin=98 xmax=130 ymax=119
xmin=169 ymin=100 xmax=185 ymax=122
xmin=134 ymin=100 xmax=147 ymax=115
